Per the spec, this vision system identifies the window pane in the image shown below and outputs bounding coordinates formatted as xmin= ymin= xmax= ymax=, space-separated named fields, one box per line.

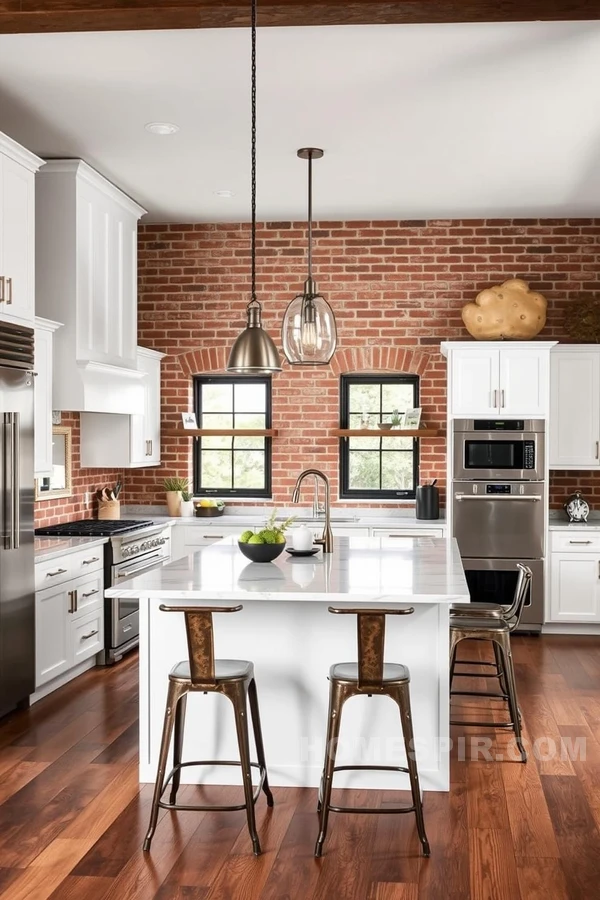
xmin=234 ymin=452 xmax=265 ymax=490
xmin=234 ymin=435 xmax=265 ymax=450
xmin=349 ymin=437 xmax=380 ymax=450
xmin=348 ymin=451 xmax=380 ymax=490
xmin=202 ymin=436 xmax=233 ymax=449
xmin=201 ymin=413 xmax=233 ymax=429
xmin=234 ymin=413 xmax=266 ymax=430
xmin=202 ymin=383 xmax=233 ymax=412
xmin=348 ymin=383 xmax=380 ymax=414
xmin=381 ymin=383 xmax=415 ymax=414
xmin=381 ymin=436 xmax=413 ymax=450
xmin=382 ymin=452 xmax=414 ymax=490
xmin=234 ymin=382 xmax=266 ymax=413
xmin=201 ymin=451 xmax=232 ymax=488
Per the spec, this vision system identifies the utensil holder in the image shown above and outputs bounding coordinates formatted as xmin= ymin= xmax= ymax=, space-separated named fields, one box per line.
xmin=98 ymin=500 xmax=121 ymax=520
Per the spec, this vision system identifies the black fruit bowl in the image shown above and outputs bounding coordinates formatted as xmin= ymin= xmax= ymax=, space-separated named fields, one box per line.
xmin=194 ymin=506 xmax=225 ymax=517
xmin=238 ymin=541 xmax=285 ymax=563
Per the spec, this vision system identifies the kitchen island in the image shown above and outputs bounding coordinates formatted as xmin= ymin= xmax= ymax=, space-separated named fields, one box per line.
xmin=107 ymin=535 xmax=468 ymax=791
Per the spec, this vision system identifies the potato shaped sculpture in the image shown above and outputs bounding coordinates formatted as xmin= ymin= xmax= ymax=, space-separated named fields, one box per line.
xmin=462 ymin=278 xmax=547 ymax=340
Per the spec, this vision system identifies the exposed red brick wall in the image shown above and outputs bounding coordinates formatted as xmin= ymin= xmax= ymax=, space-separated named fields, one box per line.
xmin=35 ymin=218 xmax=600 ymax=523
xmin=34 ymin=412 xmax=123 ymax=528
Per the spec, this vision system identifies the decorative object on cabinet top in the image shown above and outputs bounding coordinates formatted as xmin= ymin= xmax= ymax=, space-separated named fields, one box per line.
xmin=461 ymin=278 xmax=546 ymax=340
xmin=563 ymin=299 xmax=600 ymax=343
xmin=563 ymin=491 xmax=590 ymax=523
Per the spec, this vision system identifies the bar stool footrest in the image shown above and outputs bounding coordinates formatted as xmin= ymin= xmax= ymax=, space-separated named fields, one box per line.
xmin=451 ymin=689 xmax=509 ymax=700
xmin=323 ymin=763 xmax=417 ymax=815
xmin=157 ymin=759 xmax=267 ymax=812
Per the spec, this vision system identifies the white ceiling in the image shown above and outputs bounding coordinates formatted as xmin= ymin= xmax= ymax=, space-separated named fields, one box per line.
xmin=0 ymin=21 xmax=599 ymax=223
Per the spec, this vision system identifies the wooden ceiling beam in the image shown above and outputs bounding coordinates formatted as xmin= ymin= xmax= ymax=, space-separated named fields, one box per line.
xmin=1 ymin=1 xmax=599 ymax=34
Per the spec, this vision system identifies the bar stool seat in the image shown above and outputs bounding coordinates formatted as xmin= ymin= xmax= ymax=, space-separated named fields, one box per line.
xmin=315 ymin=605 xmax=430 ymax=859
xmin=170 ymin=659 xmax=253 ymax=681
xmin=143 ymin=603 xmax=274 ymax=857
xmin=448 ymin=615 xmax=507 ymax=631
xmin=450 ymin=601 xmax=505 ymax=617
xmin=331 ymin=661 xmax=409 ymax=682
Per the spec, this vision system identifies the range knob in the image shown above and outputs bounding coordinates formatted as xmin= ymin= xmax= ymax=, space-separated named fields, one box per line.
xmin=140 ymin=541 xmax=149 ymax=551
xmin=128 ymin=544 xmax=139 ymax=555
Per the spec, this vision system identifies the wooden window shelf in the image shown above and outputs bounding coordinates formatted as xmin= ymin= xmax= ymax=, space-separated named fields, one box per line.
xmin=333 ymin=428 xmax=444 ymax=438
xmin=165 ymin=428 xmax=278 ymax=437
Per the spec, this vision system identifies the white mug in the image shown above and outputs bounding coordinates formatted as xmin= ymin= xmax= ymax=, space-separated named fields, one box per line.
xmin=290 ymin=525 xmax=313 ymax=552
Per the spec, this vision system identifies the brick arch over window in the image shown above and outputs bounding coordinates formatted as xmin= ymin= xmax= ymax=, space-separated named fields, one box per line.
xmin=176 ymin=346 xmax=431 ymax=376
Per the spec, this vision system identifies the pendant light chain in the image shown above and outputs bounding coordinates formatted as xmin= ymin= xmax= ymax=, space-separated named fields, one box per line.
xmin=250 ymin=0 xmax=257 ymax=304
xmin=307 ymin=150 xmax=313 ymax=281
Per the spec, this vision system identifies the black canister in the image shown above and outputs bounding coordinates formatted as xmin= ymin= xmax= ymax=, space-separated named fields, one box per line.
xmin=415 ymin=481 xmax=440 ymax=520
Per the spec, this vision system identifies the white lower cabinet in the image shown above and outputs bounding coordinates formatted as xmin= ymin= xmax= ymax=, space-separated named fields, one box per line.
xmin=35 ymin=553 xmax=104 ymax=691
xmin=549 ymin=532 xmax=600 ymax=623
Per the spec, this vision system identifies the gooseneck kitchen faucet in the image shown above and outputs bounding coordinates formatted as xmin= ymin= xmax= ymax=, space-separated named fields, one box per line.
xmin=291 ymin=468 xmax=333 ymax=553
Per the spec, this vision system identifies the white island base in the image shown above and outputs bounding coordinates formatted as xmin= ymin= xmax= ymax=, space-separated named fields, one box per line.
xmin=109 ymin=537 xmax=469 ymax=793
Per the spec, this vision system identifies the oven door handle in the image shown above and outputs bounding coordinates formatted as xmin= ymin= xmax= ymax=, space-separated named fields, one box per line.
xmin=454 ymin=494 xmax=541 ymax=502
xmin=115 ymin=553 xmax=164 ymax=579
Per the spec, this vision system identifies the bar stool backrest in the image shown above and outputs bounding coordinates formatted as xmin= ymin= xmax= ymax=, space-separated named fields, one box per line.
xmin=328 ymin=605 xmax=414 ymax=688
xmin=503 ymin=564 xmax=532 ymax=631
xmin=159 ymin=603 xmax=243 ymax=685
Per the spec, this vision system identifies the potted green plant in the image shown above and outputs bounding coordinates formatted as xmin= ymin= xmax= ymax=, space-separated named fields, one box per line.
xmin=180 ymin=489 xmax=194 ymax=518
xmin=163 ymin=476 xmax=189 ymax=517
xmin=390 ymin=409 xmax=404 ymax=428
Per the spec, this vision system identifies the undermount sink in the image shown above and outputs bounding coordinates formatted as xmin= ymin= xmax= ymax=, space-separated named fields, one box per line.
xmin=279 ymin=516 xmax=359 ymax=524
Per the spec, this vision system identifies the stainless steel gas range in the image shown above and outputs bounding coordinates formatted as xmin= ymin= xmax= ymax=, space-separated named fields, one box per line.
xmin=35 ymin=519 xmax=171 ymax=663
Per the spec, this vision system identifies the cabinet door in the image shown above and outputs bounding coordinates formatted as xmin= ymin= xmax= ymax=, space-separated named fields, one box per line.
xmin=449 ymin=348 xmax=500 ymax=416
xmin=76 ymin=182 xmax=138 ymax=369
xmin=0 ymin=154 xmax=35 ymax=326
xmin=130 ymin=350 xmax=162 ymax=466
xmin=500 ymin=346 xmax=549 ymax=417
xmin=71 ymin=609 xmax=104 ymax=664
xmin=550 ymin=351 xmax=600 ymax=468
xmin=549 ymin=553 xmax=600 ymax=622
xmin=34 ymin=324 xmax=54 ymax=477
xmin=35 ymin=584 xmax=70 ymax=687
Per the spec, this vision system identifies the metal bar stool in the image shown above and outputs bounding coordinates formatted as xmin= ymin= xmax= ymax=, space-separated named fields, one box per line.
xmin=143 ymin=603 xmax=274 ymax=856
xmin=315 ymin=605 xmax=430 ymax=859
xmin=449 ymin=564 xmax=532 ymax=763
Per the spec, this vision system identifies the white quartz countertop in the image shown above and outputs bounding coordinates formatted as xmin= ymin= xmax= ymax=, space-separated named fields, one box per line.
xmin=549 ymin=521 xmax=600 ymax=531
xmin=106 ymin=535 xmax=467 ymax=605
xmin=34 ymin=535 xmax=109 ymax=563
xmin=122 ymin=510 xmax=446 ymax=529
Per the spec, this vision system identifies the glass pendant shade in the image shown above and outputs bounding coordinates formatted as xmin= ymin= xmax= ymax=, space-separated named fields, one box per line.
xmin=227 ymin=300 xmax=282 ymax=373
xmin=282 ymin=278 xmax=337 ymax=365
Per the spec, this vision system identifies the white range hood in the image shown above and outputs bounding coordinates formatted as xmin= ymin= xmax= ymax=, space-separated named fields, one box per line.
xmin=53 ymin=358 xmax=145 ymax=415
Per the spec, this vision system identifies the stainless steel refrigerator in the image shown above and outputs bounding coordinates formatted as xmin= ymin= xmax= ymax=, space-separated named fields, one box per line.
xmin=0 ymin=322 xmax=35 ymax=718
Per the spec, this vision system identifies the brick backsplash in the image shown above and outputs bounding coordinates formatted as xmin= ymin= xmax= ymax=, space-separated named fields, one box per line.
xmin=34 ymin=218 xmax=600 ymax=524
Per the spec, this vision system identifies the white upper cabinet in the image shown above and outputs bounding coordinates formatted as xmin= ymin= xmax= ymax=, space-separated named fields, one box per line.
xmin=550 ymin=347 xmax=600 ymax=469
xmin=34 ymin=317 xmax=62 ymax=478
xmin=0 ymin=134 xmax=44 ymax=327
xmin=80 ymin=346 xmax=164 ymax=468
xmin=35 ymin=160 xmax=147 ymax=413
xmin=442 ymin=342 xmax=556 ymax=418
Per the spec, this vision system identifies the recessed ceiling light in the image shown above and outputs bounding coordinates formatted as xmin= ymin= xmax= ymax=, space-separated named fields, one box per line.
xmin=214 ymin=190 xmax=236 ymax=198
xmin=145 ymin=122 xmax=179 ymax=136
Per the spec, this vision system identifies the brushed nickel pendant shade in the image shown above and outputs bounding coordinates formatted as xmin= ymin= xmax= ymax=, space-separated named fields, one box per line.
xmin=226 ymin=0 xmax=281 ymax=374
xmin=282 ymin=148 xmax=337 ymax=366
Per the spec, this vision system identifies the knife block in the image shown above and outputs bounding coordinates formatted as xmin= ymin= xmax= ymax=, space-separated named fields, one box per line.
xmin=98 ymin=500 xmax=120 ymax=520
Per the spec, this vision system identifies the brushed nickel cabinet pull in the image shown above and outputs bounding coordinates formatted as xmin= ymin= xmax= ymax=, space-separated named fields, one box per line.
xmin=82 ymin=588 xmax=99 ymax=598
xmin=47 ymin=568 xmax=67 ymax=577
xmin=492 ymin=389 xmax=498 ymax=408
xmin=0 ymin=276 xmax=5 ymax=302
xmin=569 ymin=540 xmax=592 ymax=544
xmin=203 ymin=535 xmax=224 ymax=539
xmin=501 ymin=389 xmax=505 ymax=408
xmin=82 ymin=557 xmax=100 ymax=565
xmin=81 ymin=630 xmax=99 ymax=640
xmin=68 ymin=590 xmax=76 ymax=613
xmin=149 ymin=439 xmax=153 ymax=456
xmin=596 ymin=441 xmax=599 ymax=460
xmin=6 ymin=277 xmax=13 ymax=305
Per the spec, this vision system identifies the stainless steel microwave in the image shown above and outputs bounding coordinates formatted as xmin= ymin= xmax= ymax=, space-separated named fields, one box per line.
xmin=452 ymin=419 xmax=545 ymax=481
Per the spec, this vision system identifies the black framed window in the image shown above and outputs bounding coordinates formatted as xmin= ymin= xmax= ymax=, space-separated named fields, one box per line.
xmin=193 ymin=376 xmax=272 ymax=497
xmin=339 ymin=374 xmax=419 ymax=499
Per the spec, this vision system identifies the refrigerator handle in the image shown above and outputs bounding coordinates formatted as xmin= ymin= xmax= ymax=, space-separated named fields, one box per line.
xmin=12 ymin=412 xmax=19 ymax=549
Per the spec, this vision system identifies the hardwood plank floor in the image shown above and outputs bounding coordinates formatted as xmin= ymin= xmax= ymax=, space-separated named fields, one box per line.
xmin=0 ymin=636 xmax=598 ymax=899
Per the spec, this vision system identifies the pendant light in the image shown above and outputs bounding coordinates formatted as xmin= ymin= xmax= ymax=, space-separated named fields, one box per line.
xmin=281 ymin=148 xmax=337 ymax=365
xmin=226 ymin=0 xmax=281 ymax=374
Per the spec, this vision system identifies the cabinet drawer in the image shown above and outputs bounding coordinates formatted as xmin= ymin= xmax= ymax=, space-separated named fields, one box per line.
xmin=551 ymin=532 xmax=600 ymax=553
xmin=35 ymin=557 xmax=72 ymax=591
xmin=72 ymin=574 xmax=103 ymax=617
xmin=183 ymin=525 xmax=241 ymax=546
xmin=70 ymin=546 xmax=104 ymax=576
xmin=71 ymin=609 xmax=104 ymax=663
